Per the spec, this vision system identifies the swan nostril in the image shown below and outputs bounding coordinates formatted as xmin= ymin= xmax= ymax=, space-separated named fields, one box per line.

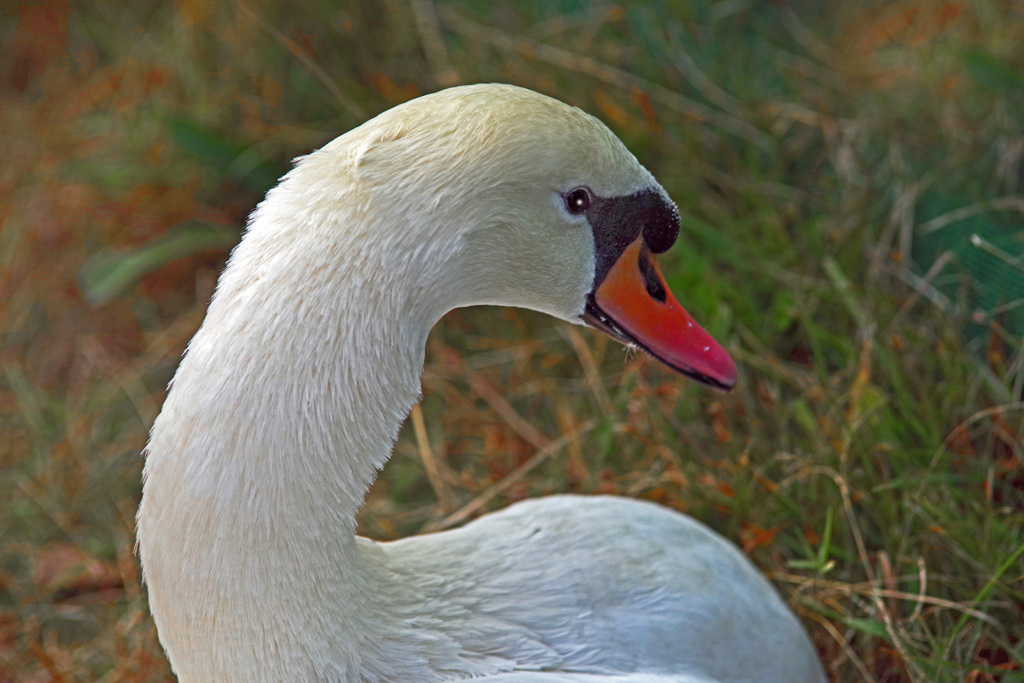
xmin=638 ymin=249 xmax=667 ymax=303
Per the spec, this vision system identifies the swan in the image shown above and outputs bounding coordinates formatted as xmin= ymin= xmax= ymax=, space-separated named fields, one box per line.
xmin=137 ymin=83 xmax=825 ymax=683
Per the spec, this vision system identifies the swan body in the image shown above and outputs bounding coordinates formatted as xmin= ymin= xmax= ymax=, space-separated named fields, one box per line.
xmin=137 ymin=84 xmax=825 ymax=682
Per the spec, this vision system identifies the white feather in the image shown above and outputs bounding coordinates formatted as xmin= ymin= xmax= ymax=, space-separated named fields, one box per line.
xmin=137 ymin=84 xmax=825 ymax=683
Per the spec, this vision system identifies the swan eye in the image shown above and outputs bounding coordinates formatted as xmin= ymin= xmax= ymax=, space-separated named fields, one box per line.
xmin=564 ymin=188 xmax=592 ymax=214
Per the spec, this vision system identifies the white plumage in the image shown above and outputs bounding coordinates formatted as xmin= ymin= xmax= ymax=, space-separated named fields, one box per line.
xmin=137 ymin=84 xmax=825 ymax=682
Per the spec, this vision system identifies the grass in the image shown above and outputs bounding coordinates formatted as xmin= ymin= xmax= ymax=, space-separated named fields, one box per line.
xmin=2 ymin=0 xmax=1023 ymax=680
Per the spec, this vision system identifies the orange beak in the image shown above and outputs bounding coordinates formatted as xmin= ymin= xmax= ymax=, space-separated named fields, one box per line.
xmin=583 ymin=237 xmax=737 ymax=390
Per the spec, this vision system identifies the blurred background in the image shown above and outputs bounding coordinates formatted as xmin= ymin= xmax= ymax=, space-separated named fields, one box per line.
xmin=2 ymin=1 xmax=1023 ymax=681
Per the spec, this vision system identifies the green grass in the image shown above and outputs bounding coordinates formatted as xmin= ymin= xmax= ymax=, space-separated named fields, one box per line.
xmin=2 ymin=1 xmax=1023 ymax=681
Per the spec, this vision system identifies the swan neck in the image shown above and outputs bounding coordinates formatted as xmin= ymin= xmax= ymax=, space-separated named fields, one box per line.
xmin=137 ymin=175 xmax=453 ymax=680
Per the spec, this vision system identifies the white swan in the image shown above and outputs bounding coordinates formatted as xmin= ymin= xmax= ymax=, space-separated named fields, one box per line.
xmin=137 ymin=84 xmax=825 ymax=683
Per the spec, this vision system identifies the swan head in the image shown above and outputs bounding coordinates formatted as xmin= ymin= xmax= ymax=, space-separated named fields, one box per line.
xmin=284 ymin=84 xmax=736 ymax=389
